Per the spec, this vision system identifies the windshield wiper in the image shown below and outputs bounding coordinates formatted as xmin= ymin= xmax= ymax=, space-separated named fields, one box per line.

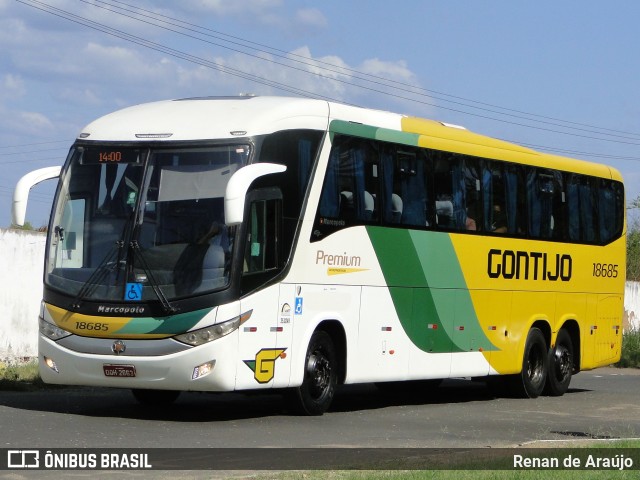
xmin=69 ymin=240 xmax=125 ymax=310
xmin=129 ymin=241 xmax=177 ymax=314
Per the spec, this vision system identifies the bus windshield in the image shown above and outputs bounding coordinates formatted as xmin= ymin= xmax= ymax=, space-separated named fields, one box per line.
xmin=46 ymin=144 xmax=250 ymax=303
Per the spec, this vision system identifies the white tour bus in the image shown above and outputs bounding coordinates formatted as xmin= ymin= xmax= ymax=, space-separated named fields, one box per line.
xmin=13 ymin=96 xmax=625 ymax=415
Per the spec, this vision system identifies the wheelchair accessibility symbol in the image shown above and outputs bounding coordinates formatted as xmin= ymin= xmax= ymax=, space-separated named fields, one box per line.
xmin=125 ymin=283 xmax=143 ymax=301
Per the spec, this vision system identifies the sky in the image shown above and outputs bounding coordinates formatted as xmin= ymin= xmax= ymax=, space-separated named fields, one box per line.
xmin=2 ymin=0 xmax=640 ymax=228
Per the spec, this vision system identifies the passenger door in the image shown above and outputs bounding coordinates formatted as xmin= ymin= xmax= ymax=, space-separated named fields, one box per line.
xmin=236 ymin=189 xmax=288 ymax=390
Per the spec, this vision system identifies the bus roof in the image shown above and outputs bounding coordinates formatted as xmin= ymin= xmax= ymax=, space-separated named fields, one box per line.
xmin=78 ymin=96 xmax=331 ymax=142
xmin=78 ymin=95 xmax=622 ymax=182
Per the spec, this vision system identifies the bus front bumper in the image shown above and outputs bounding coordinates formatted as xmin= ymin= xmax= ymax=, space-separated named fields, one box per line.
xmin=38 ymin=333 xmax=238 ymax=392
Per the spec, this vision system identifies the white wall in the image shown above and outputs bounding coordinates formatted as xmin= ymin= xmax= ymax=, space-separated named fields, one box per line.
xmin=0 ymin=228 xmax=45 ymax=362
xmin=0 ymin=227 xmax=639 ymax=362
xmin=624 ymin=280 xmax=640 ymax=331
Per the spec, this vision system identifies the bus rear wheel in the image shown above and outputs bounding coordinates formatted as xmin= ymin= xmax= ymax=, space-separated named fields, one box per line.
xmin=288 ymin=331 xmax=337 ymax=415
xmin=543 ymin=328 xmax=573 ymax=396
xmin=510 ymin=327 xmax=548 ymax=398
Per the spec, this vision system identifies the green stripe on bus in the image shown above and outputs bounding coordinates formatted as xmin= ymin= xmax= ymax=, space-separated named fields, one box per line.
xmin=367 ymin=227 xmax=497 ymax=353
xmin=113 ymin=308 xmax=212 ymax=335
xmin=329 ymin=120 xmax=420 ymax=147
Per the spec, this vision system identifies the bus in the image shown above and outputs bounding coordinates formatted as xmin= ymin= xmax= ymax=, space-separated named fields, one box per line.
xmin=12 ymin=96 xmax=625 ymax=415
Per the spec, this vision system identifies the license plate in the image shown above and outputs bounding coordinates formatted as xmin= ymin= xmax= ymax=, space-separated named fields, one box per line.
xmin=103 ymin=364 xmax=136 ymax=377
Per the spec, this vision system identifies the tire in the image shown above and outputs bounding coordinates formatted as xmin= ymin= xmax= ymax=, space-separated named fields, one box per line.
xmin=131 ymin=389 xmax=181 ymax=406
xmin=510 ymin=327 xmax=548 ymax=398
xmin=288 ymin=331 xmax=337 ymax=415
xmin=543 ymin=328 xmax=574 ymax=396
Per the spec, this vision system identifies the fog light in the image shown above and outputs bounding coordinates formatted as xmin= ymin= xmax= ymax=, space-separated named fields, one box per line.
xmin=44 ymin=356 xmax=59 ymax=373
xmin=192 ymin=360 xmax=216 ymax=380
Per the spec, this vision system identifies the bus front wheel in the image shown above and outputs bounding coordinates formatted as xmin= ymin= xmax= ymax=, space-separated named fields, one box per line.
xmin=543 ymin=328 xmax=573 ymax=396
xmin=510 ymin=327 xmax=548 ymax=398
xmin=288 ymin=330 xmax=337 ymax=415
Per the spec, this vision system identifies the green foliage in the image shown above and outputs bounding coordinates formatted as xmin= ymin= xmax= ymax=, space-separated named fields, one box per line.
xmin=617 ymin=329 xmax=640 ymax=368
xmin=12 ymin=221 xmax=35 ymax=230
xmin=9 ymin=221 xmax=47 ymax=232
xmin=627 ymin=228 xmax=640 ymax=281
xmin=0 ymin=360 xmax=45 ymax=391
xmin=628 ymin=196 xmax=640 ymax=281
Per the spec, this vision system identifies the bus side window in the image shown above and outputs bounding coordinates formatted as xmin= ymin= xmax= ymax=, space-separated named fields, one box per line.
xmin=315 ymin=136 xmax=379 ymax=237
xmin=397 ymin=148 xmax=428 ymax=227
xmin=461 ymin=157 xmax=481 ymax=231
xmin=567 ymin=174 xmax=596 ymax=243
xmin=483 ymin=161 xmax=524 ymax=235
xmin=257 ymin=129 xmax=323 ymax=261
xmin=527 ymin=169 xmax=565 ymax=240
xmin=241 ymin=193 xmax=283 ymax=294
xmin=598 ymin=179 xmax=624 ymax=244
xmin=244 ymin=198 xmax=280 ymax=275
xmin=433 ymin=153 xmax=480 ymax=232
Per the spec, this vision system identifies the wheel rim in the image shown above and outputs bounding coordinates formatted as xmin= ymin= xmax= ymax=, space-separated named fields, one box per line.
xmin=553 ymin=344 xmax=572 ymax=382
xmin=526 ymin=344 xmax=545 ymax=386
xmin=306 ymin=348 xmax=332 ymax=399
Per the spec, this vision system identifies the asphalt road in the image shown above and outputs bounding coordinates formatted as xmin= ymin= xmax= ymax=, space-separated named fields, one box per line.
xmin=1 ymin=368 xmax=639 ymax=479
xmin=1 ymin=367 xmax=639 ymax=450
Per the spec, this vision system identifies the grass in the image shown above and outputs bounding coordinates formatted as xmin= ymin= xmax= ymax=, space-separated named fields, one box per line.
xmin=248 ymin=472 xmax=637 ymax=480
xmin=0 ymin=359 xmax=45 ymax=391
xmin=248 ymin=471 xmax=638 ymax=480
xmin=617 ymin=329 xmax=640 ymax=368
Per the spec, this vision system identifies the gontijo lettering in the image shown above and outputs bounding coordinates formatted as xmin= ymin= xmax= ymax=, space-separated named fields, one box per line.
xmin=488 ymin=249 xmax=572 ymax=281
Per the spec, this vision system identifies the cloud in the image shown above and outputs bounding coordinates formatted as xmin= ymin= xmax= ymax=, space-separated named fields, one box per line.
xmin=0 ymin=2 xmax=423 ymax=131
xmin=1 ymin=74 xmax=26 ymax=99
xmin=0 ymin=107 xmax=54 ymax=136
xmin=295 ymin=8 xmax=328 ymax=29
xmin=19 ymin=111 xmax=54 ymax=131
xmin=283 ymin=46 xmax=422 ymax=107
xmin=360 ymin=58 xmax=416 ymax=83
xmin=186 ymin=0 xmax=283 ymax=17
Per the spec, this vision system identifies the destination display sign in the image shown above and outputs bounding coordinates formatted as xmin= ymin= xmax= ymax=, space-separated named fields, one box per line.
xmin=81 ymin=148 xmax=141 ymax=165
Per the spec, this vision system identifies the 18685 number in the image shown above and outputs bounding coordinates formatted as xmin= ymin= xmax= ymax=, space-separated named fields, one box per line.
xmin=75 ymin=322 xmax=109 ymax=332
xmin=592 ymin=263 xmax=618 ymax=278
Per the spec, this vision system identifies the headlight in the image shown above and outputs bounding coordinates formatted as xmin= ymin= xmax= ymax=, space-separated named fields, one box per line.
xmin=174 ymin=310 xmax=252 ymax=346
xmin=39 ymin=317 xmax=72 ymax=340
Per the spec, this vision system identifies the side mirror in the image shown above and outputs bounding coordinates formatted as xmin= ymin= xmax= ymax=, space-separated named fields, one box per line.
xmin=224 ymin=163 xmax=286 ymax=226
xmin=12 ymin=166 xmax=62 ymax=226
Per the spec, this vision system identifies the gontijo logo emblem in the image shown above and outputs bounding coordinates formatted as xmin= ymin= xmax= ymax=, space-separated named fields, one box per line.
xmin=243 ymin=348 xmax=287 ymax=383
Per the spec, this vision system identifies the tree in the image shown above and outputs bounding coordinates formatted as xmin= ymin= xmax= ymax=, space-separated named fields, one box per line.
xmin=627 ymin=196 xmax=640 ymax=281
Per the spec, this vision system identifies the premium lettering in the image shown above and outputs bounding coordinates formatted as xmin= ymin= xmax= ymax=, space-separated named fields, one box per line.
xmin=487 ymin=249 xmax=572 ymax=281
xmin=316 ymin=250 xmax=361 ymax=267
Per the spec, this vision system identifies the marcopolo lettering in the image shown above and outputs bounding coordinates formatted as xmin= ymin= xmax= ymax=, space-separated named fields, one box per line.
xmin=97 ymin=305 xmax=146 ymax=314
xmin=487 ymin=249 xmax=572 ymax=281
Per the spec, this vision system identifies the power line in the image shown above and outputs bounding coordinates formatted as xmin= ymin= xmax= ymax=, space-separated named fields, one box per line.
xmin=517 ymin=143 xmax=640 ymax=162
xmin=85 ymin=0 xmax=640 ymax=142
xmin=13 ymin=0 xmax=640 ymax=158
xmin=0 ymin=140 xmax=69 ymax=150
xmin=0 ymin=147 xmax=68 ymax=157
xmin=16 ymin=0 xmax=351 ymax=104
